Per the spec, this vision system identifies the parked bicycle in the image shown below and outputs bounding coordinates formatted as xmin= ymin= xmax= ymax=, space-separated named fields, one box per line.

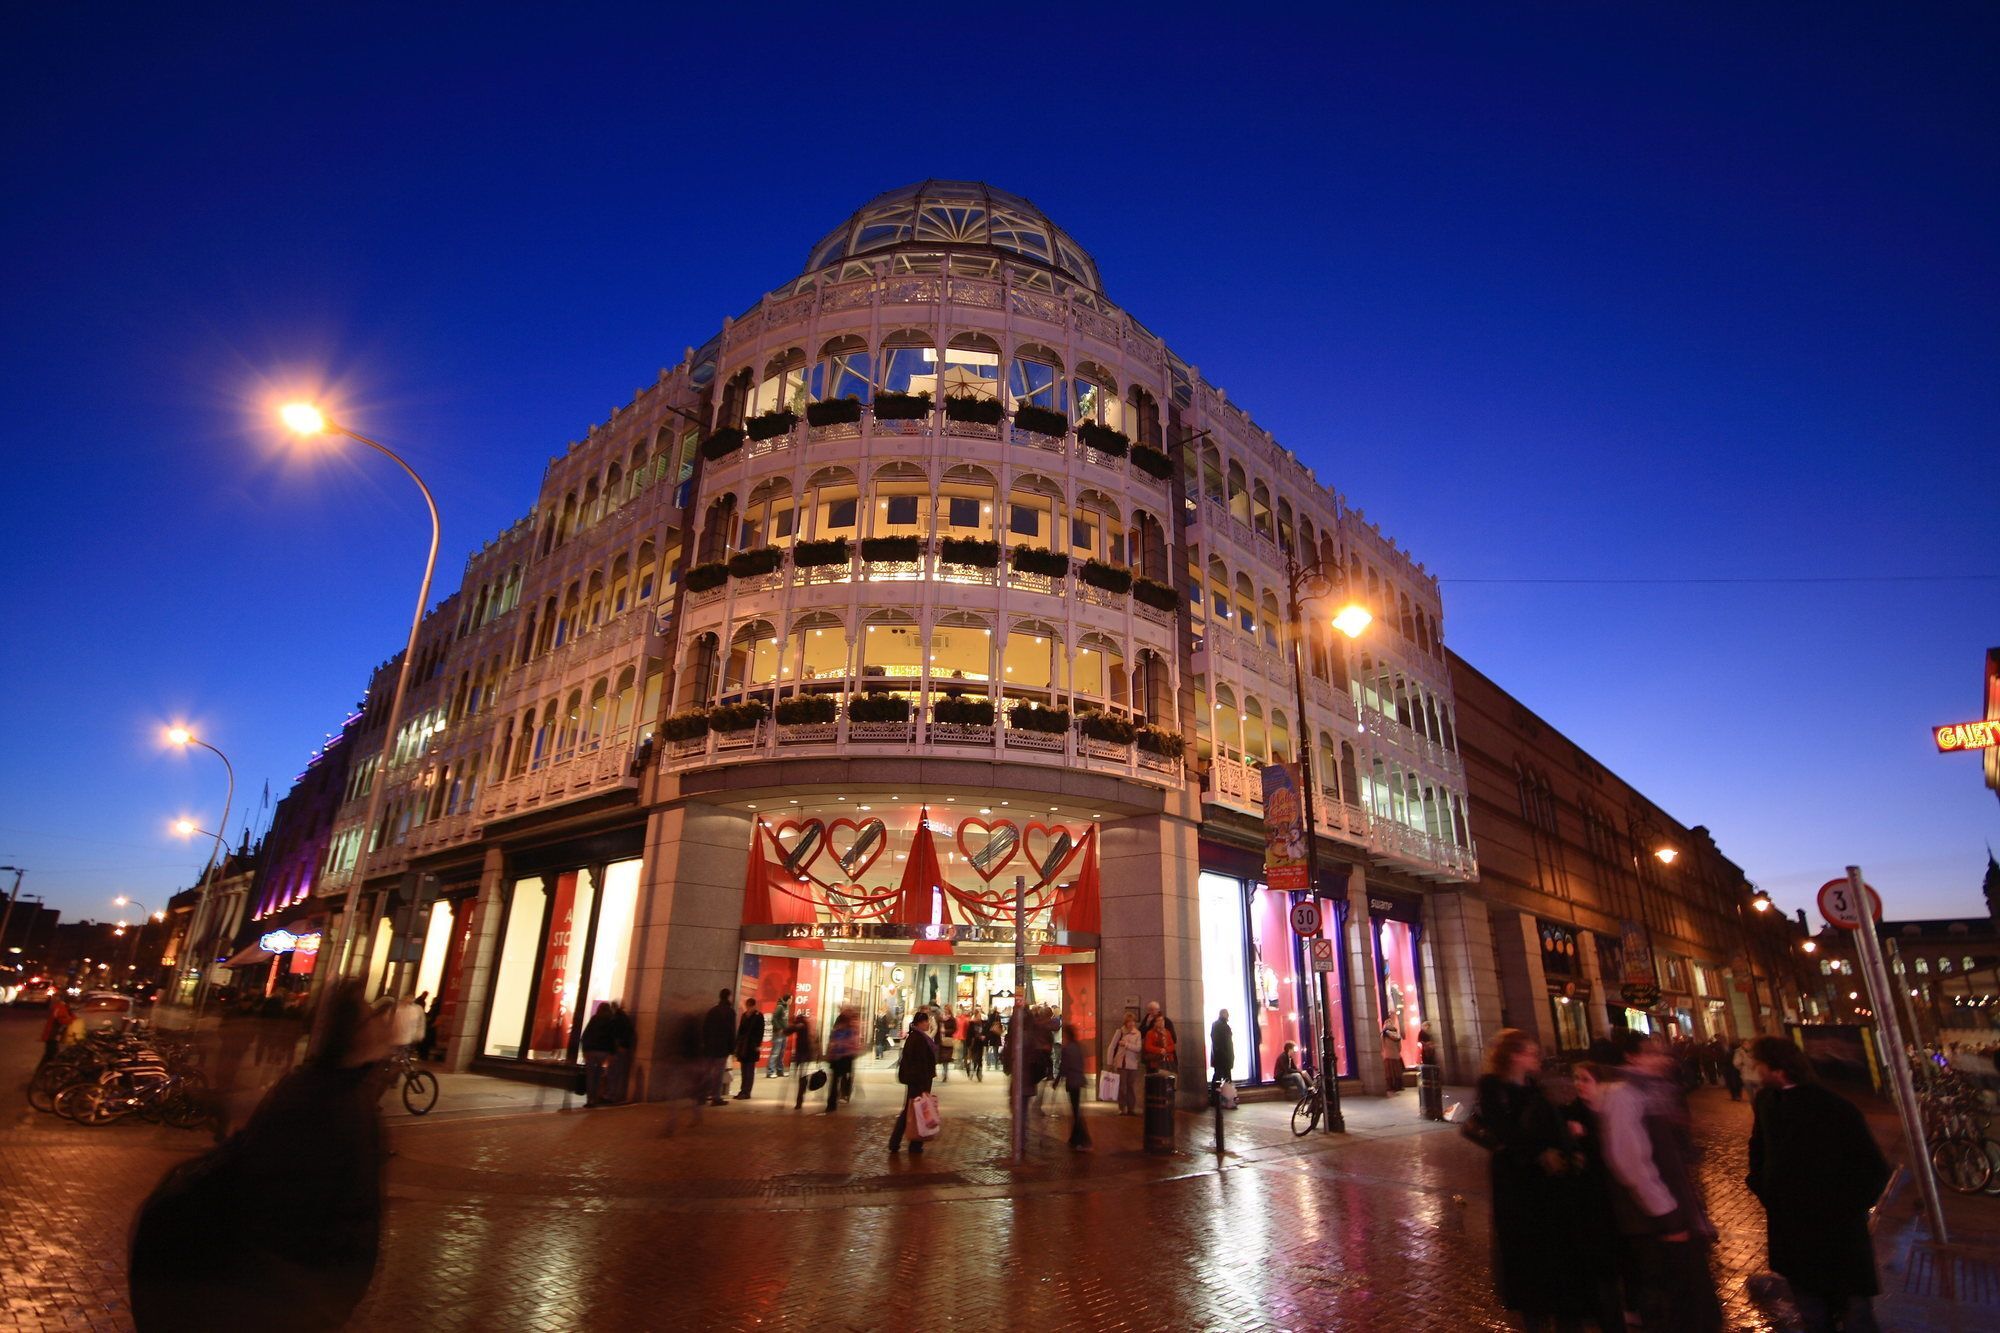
xmin=1292 ymin=1069 xmax=1328 ymax=1137
xmin=389 ymin=1047 xmax=439 ymax=1115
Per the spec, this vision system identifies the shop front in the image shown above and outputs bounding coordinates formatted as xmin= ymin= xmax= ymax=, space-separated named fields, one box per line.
xmin=1370 ymin=894 xmax=1428 ymax=1081
xmin=1197 ymin=851 xmax=1350 ymax=1087
xmin=1537 ymin=919 xmax=1590 ymax=1052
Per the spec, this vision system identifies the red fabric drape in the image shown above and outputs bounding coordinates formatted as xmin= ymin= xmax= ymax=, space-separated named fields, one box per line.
xmin=743 ymin=821 xmax=821 ymax=945
xmin=1045 ymin=826 xmax=1101 ymax=951
xmin=897 ymin=810 xmax=953 ymax=955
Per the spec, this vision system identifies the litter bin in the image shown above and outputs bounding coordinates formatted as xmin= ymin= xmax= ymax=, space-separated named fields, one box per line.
xmin=1419 ymin=1062 xmax=1443 ymax=1121
xmin=1143 ymin=1071 xmax=1176 ymax=1154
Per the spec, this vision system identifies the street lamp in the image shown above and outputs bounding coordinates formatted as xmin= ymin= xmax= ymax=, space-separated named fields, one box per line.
xmin=1281 ymin=544 xmax=1375 ymax=1133
xmin=166 ymin=726 xmax=235 ymax=1013
xmin=112 ymin=897 xmax=161 ymax=979
xmin=280 ymin=402 xmax=440 ymax=1023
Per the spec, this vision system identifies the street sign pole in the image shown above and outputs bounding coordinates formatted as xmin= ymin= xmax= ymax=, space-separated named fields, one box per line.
xmin=1011 ymin=873 xmax=1028 ymax=1164
xmin=1844 ymin=865 xmax=1949 ymax=1247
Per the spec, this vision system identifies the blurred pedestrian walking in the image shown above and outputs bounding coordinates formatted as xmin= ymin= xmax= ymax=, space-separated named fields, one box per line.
xmin=1210 ymin=1009 xmax=1235 ymax=1097
xmin=38 ymin=992 xmax=72 ymax=1065
xmin=1600 ymin=1031 xmax=1722 ymax=1333
xmin=733 ymin=998 xmax=765 ymax=1099
xmin=701 ymin=989 xmax=735 ymax=1106
xmin=936 ymin=1006 xmax=956 ymax=1084
xmin=1060 ymin=1021 xmax=1092 ymax=1150
xmin=823 ymin=1009 xmax=858 ymax=1113
xmin=888 ymin=1010 xmax=937 ymax=1154
xmin=580 ymin=1001 xmax=618 ymax=1106
xmin=962 ymin=1005 xmax=986 ymax=1080
xmin=788 ymin=1008 xmax=817 ymax=1108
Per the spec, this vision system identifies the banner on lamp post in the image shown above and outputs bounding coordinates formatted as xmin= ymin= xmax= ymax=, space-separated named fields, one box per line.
xmin=1619 ymin=918 xmax=1660 ymax=1008
xmin=1261 ymin=762 xmax=1309 ymax=891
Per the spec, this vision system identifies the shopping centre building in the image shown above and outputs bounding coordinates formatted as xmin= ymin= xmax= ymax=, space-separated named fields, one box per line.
xmin=230 ymin=182 xmax=1778 ymax=1098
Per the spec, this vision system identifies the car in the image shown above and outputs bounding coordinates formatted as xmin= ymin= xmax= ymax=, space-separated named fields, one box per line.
xmin=73 ymin=990 xmax=135 ymax=1029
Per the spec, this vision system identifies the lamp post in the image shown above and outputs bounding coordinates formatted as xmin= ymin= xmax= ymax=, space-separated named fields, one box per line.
xmin=166 ymin=729 xmax=234 ymax=1014
xmin=1282 ymin=542 xmax=1372 ymax=1134
xmin=280 ymin=403 xmax=440 ymax=1029
xmin=112 ymin=897 xmax=163 ymax=981
xmin=0 ymin=866 xmax=24 ymax=955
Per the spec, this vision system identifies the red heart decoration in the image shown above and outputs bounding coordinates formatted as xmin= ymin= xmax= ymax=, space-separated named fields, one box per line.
xmin=824 ymin=817 xmax=887 ymax=882
xmin=766 ymin=819 xmax=827 ymax=880
xmin=954 ymin=817 xmax=1020 ymax=883
xmin=1020 ymin=822 xmax=1076 ymax=885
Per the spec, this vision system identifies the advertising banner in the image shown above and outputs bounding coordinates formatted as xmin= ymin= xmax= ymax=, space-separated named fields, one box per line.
xmin=1260 ymin=762 xmax=1309 ymax=890
xmin=527 ymin=870 xmax=580 ymax=1056
xmin=1619 ymin=918 xmax=1660 ymax=1008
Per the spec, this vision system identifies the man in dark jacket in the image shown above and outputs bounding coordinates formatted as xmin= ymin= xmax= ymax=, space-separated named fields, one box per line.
xmin=1210 ymin=1009 xmax=1236 ymax=1092
xmin=888 ymin=1011 xmax=937 ymax=1154
xmin=701 ymin=989 xmax=736 ymax=1106
xmin=1747 ymin=1036 xmax=1891 ymax=1333
xmin=733 ymin=998 xmax=766 ymax=1100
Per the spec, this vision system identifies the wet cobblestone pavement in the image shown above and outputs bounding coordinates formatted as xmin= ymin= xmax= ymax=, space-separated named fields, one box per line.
xmin=3 ymin=1013 xmax=1993 ymax=1330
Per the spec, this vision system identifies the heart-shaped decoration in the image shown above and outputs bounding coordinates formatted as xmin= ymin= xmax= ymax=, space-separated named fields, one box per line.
xmin=766 ymin=819 xmax=827 ymax=879
xmin=954 ymin=817 xmax=1020 ymax=883
xmin=1020 ymin=822 xmax=1075 ymax=885
xmin=825 ymin=817 xmax=887 ymax=881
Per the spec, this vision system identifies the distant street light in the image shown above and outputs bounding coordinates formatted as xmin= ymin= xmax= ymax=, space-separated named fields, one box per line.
xmin=1654 ymin=846 xmax=1679 ymax=865
xmin=166 ymin=726 xmax=234 ymax=1013
xmin=280 ymin=402 xmax=441 ymax=1025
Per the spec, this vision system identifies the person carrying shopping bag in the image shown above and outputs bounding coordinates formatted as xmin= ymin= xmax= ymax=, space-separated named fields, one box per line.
xmin=887 ymin=1011 xmax=938 ymax=1154
xmin=1105 ymin=1013 xmax=1143 ymax=1115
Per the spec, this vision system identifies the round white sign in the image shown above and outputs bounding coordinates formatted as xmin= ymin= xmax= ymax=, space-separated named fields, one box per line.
xmin=1290 ymin=899 xmax=1322 ymax=937
xmin=1817 ymin=878 xmax=1883 ymax=931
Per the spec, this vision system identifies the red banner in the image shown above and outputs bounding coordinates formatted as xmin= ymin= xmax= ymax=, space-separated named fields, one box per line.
xmin=527 ymin=871 xmax=580 ymax=1056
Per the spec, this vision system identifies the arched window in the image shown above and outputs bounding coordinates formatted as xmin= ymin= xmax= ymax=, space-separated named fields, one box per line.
xmin=1125 ymin=385 xmax=1161 ymax=448
xmin=554 ymin=582 xmax=580 ymax=648
xmin=1006 ymin=474 xmax=1062 ymax=551
xmin=1071 ymin=489 xmax=1121 ymax=561
xmin=518 ymin=611 xmax=537 ymax=665
xmin=1136 ymin=650 xmax=1173 ymax=725
xmin=678 ymin=633 xmax=718 ymax=709
xmin=1276 ymin=498 xmax=1295 ymax=553
xmin=604 ymin=462 xmax=624 ymax=514
xmin=1226 ymin=461 xmax=1250 ymax=524
xmin=1202 ymin=446 xmax=1225 ymax=505
xmin=788 ymin=611 xmax=848 ymax=686
xmin=1212 ymin=685 xmax=1242 ymax=759
xmin=943 ymin=332 xmax=1001 ymax=400
xmin=610 ymin=553 xmax=631 ymax=614
xmin=804 ymin=466 xmax=859 ymax=540
xmin=1003 ymin=618 xmax=1060 ymax=696
xmin=717 ymin=369 xmax=752 ymax=430
xmin=585 ymin=570 xmax=606 ymax=628
xmin=1243 ymin=698 xmax=1267 ymax=762
xmin=611 ymin=666 xmax=638 ymax=739
xmin=930 ymin=612 xmax=992 ymax=690
xmin=1074 ymin=632 xmax=1123 ymax=703
xmin=1074 ymin=362 xmax=1119 ymax=430
xmin=1340 ymin=742 xmax=1362 ymax=810
xmin=1008 ymin=342 xmax=1066 ymax=413
xmin=1131 ymin=510 xmax=1168 ymax=581
xmin=1251 ymin=481 xmax=1273 ymax=540
xmin=1319 ymin=731 xmax=1340 ymax=804
xmin=698 ymin=494 xmax=737 ymax=562
xmin=724 ymin=619 xmax=779 ymax=695
xmin=535 ymin=595 xmax=559 ymax=655
xmin=756 ymin=348 xmax=808 ymax=416
xmin=1260 ymin=590 xmax=1282 ymax=649
xmin=813 ymin=334 xmax=873 ymax=403
xmin=744 ymin=477 xmax=795 ymax=549
xmin=938 ymin=464 xmax=997 ymax=539
xmin=557 ymin=689 xmax=584 ymax=758
xmin=1235 ymin=574 xmax=1257 ymax=635
xmin=1270 ymin=708 xmax=1291 ymax=763
xmin=878 ymin=329 xmax=935 ymax=395
xmin=511 ymin=709 xmax=536 ymax=775
xmin=869 ymin=462 xmax=929 ymax=538
xmin=583 ymin=477 xmax=602 ymax=528
xmin=557 ymin=492 xmax=579 ymax=546
xmin=1208 ymin=557 xmax=1232 ymax=623
xmin=635 ymin=539 xmax=657 ymax=603
xmin=861 ymin=610 xmax=922 ymax=682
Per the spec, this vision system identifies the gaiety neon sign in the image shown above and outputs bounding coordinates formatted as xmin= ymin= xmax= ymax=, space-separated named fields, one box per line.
xmin=258 ymin=930 xmax=323 ymax=955
xmin=1934 ymin=720 xmax=2000 ymax=753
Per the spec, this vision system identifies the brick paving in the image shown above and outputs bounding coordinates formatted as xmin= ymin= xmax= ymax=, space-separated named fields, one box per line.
xmin=4 ymin=1009 xmax=1996 ymax=1330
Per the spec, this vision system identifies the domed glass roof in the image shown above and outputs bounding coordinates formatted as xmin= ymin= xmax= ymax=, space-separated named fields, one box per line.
xmin=803 ymin=181 xmax=1103 ymax=293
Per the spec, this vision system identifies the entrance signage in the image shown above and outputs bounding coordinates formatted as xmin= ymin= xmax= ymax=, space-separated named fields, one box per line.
xmin=1290 ymin=900 xmax=1322 ymax=937
xmin=1310 ymin=938 xmax=1337 ymax=974
xmin=1620 ymin=982 xmax=1661 ymax=1008
xmin=1933 ymin=719 xmax=2000 ymax=752
xmin=1818 ymin=878 xmax=1883 ymax=931
xmin=1619 ymin=919 xmax=1658 ymax=997
xmin=258 ymin=929 xmax=322 ymax=955
xmin=757 ymin=921 xmax=1090 ymax=947
xmin=1260 ymin=762 xmax=1309 ymax=890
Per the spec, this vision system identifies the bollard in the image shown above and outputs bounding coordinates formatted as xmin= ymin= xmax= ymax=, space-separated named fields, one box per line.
xmin=1419 ymin=1061 xmax=1443 ymax=1121
xmin=1143 ymin=1071 xmax=1176 ymax=1154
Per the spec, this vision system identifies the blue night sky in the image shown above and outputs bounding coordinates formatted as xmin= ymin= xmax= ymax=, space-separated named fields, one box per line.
xmin=3 ymin=6 xmax=1995 ymax=928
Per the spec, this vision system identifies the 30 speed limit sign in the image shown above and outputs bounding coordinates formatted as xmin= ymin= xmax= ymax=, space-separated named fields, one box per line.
xmin=1818 ymin=878 xmax=1883 ymax=930
xmin=1290 ymin=899 xmax=1322 ymax=937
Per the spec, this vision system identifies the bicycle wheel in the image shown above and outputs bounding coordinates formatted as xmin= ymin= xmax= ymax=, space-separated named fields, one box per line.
xmin=1931 ymin=1136 xmax=1992 ymax=1194
xmin=402 ymin=1069 xmax=439 ymax=1116
xmin=1980 ymin=1138 xmax=2000 ymax=1198
xmin=58 ymin=1082 xmax=114 ymax=1127
xmin=1292 ymin=1092 xmax=1321 ymax=1137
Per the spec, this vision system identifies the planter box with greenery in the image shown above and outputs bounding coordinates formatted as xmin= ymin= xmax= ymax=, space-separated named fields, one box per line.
xmin=745 ymin=409 xmax=799 ymax=441
xmin=847 ymin=693 xmax=912 ymax=724
xmin=727 ymin=546 xmax=782 ymax=578
xmin=859 ymin=535 xmax=923 ymax=564
xmin=1077 ymin=711 xmax=1137 ymax=745
xmin=1010 ymin=545 xmax=1070 ymax=580
xmin=1076 ymin=422 xmax=1130 ymax=457
xmin=804 ymin=398 xmax=863 ymax=427
xmin=684 ymin=561 xmax=728 ymax=593
xmin=931 ymin=695 xmax=996 ymax=727
xmin=661 ymin=709 xmax=711 ymax=742
xmin=1131 ymin=443 xmax=1173 ymax=480
xmin=938 ymin=537 xmax=999 ymax=568
xmin=1133 ymin=576 xmax=1180 ymax=613
xmin=943 ymin=394 xmax=1004 ymax=425
xmin=775 ymin=695 xmax=838 ymax=725
xmin=1079 ymin=560 xmax=1133 ymax=595
xmin=791 ymin=536 xmax=850 ymax=568
xmin=700 ymin=428 xmax=745 ymax=461
xmin=1135 ymin=726 xmax=1187 ymax=759
xmin=1012 ymin=403 xmax=1069 ymax=438
xmin=1007 ymin=703 xmax=1071 ymax=734
xmin=873 ymin=391 xmax=933 ymax=421
xmin=708 ymin=699 xmax=769 ymax=733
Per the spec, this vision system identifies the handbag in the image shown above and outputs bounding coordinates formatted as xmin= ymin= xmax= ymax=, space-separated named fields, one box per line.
xmin=808 ymin=1069 xmax=828 ymax=1092
xmin=1459 ymin=1113 xmax=1500 ymax=1151
xmin=1097 ymin=1070 xmax=1121 ymax=1103
xmin=909 ymin=1091 xmax=942 ymax=1140
xmin=1217 ymin=1078 xmax=1239 ymax=1109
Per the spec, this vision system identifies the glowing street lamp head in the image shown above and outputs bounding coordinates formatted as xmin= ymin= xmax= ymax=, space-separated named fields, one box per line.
xmin=172 ymin=818 xmax=196 ymax=837
xmin=113 ymin=895 xmax=129 ymax=907
xmin=166 ymin=726 xmax=192 ymax=747
xmin=1752 ymin=889 xmax=1774 ymax=913
xmin=1801 ymin=939 xmax=1818 ymax=954
xmin=280 ymin=402 xmax=328 ymax=436
xmin=1331 ymin=604 xmax=1373 ymax=639
xmin=1654 ymin=847 xmax=1679 ymax=865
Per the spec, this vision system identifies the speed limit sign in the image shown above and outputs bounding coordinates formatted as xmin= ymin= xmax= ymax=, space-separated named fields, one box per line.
xmin=1818 ymin=878 xmax=1883 ymax=930
xmin=1290 ymin=899 xmax=1322 ymax=937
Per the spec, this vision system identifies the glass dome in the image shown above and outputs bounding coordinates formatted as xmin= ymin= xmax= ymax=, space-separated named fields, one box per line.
xmin=803 ymin=181 xmax=1103 ymax=293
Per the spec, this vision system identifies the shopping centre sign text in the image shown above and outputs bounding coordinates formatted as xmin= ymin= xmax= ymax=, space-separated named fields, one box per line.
xmin=1933 ymin=719 xmax=2000 ymax=752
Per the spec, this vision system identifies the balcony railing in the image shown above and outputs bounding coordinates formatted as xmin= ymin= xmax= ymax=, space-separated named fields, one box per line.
xmin=477 ymin=740 xmax=641 ymax=822
xmin=1199 ymin=754 xmax=1475 ymax=881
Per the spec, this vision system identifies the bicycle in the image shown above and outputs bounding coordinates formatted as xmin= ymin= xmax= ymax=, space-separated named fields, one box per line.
xmin=1291 ymin=1072 xmax=1326 ymax=1137
xmin=389 ymin=1048 xmax=439 ymax=1115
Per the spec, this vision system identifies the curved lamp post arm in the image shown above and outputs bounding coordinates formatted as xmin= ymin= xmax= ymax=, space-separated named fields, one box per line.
xmin=188 ymin=738 xmax=234 ymax=1016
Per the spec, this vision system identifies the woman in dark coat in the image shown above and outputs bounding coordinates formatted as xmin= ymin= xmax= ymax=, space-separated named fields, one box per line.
xmin=1746 ymin=1036 xmax=1892 ymax=1333
xmin=1475 ymin=1028 xmax=1594 ymax=1331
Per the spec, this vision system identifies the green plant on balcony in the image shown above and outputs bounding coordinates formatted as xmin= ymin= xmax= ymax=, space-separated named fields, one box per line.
xmin=804 ymin=397 xmax=863 ymax=427
xmin=859 ymin=534 xmax=923 ymax=564
xmin=1131 ymin=443 xmax=1173 ymax=479
xmin=708 ymin=699 xmax=770 ymax=733
xmin=791 ymin=536 xmax=851 ymax=568
xmin=1078 ymin=560 xmax=1133 ymax=594
xmin=931 ymin=695 xmax=996 ymax=727
xmin=744 ymin=409 xmax=799 ymax=441
xmin=1076 ymin=422 xmax=1130 ymax=457
xmin=1133 ymin=576 xmax=1180 ymax=613
xmin=1135 ymin=725 xmax=1187 ymax=758
xmin=684 ymin=562 xmax=728 ymax=593
xmin=873 ymin=391 xmax=933 ymax=421
xmin=1076 ymin=710 xmax=1137 ymax=745
xmin=1012 ymin=403 xmax=1069 ymax=438
xmin=847 ymin=693 xmax=912 ymax=724
xmin=1009 ymin=545 xmax=1070 ymax=579
xmin=775 ymin=695 xmax=838 ymax=725
xmin=727 ymin=546 xmax=783 ymax=578
xmin=943 ymin=394 xmax=1004 ymax=425
xmin=661 ymin=709 xmax=711 ymax=741
xmin=700 ymin=428 xmax=745 ymax=461
xmin=938 ymin=537 xmax=1000 ymax=568
xmin=1007 ymin=703 xmax=1071 ymax=734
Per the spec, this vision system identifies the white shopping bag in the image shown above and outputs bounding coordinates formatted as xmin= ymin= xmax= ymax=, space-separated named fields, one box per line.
xmin=910 ymin=1091 xmax=942 ymax=1140
xmin=1217 ymin=1078 xmax=1239 ymax=1109
xmin=1097 ymin=1070 xmax=1121 ymax=1103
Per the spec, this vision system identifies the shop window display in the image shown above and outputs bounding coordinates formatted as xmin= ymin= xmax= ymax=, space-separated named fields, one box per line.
xmin=1198 ymin=872 xmax=1252 ymax=1082
xmin=1376 ymin=918 xmax=1423 ymax=1069
xmin=480 ymin=857 xmax=641 ymax=1064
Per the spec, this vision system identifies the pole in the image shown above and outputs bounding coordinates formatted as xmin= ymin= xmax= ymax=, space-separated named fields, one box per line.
xmin=1285 ymin=547 xmax=1345 ymax=1132
xmin=0 ymin=868 xmax=23 ymax=953
xmin=188 ymin=745 xmax=235 ymax=1017
xmin=1885 ymin=938 xmax=1928 ymax=1054
xmin=1846 ymin=865 xmax=1949 ymax=1247
xmin=1011 ymin=872 xmax=1028 ymax=1163
xmin=311 ymin=424 xmax=441 ymax=1051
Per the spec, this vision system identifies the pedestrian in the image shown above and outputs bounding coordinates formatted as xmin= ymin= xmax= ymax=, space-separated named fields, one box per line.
xmin=1599 ymin=1030 xmax=1723 ymax=1332
xmin=788 ymin=1008 xmax=818 ymax=1109
xmin=1719 ymin=1040 xmax=1745 ymax=1101
xmin=888 ymin=1010 xmax=937 ymax=1155
xmin=935 ymin=1007 xmax=956 ymax=1084
xmin=1273 ymin=1040 xmax=1306 ymax=1097
xmin=732 ymin=998 xmax=765 ymax=1100
xmin=39 ymin=991 xmax=74 ymax=1065
xmin=823 ymin=1009 xmax=858 ymax=1113
xmin=1138 ymin=1000 xmax=1176 ymax=1045
xmin=391 ymin=991 xmax=425 ymax=1054
xmin=130 ymin=980 xmax=390 ymax=1331
xmin=1418 ymin=1021 xmax=1444 ymax=1121
xmin=606 ymin=1002 xmax=636 ymax=1104
xmin=1746 ymin=1036 xmax=1891 ymax=1333
xmin=701 ymin=989 xmax=736 ymax=1106
xmin=1209 ymin=1008 xmax=1235 ymax=1093
xmin=579 ymin=1001 xmax=618 ymax=1107
xmin=1470 ymin=1028 xmax=1595 ymax=1331
xmin=1107 ymin=1013 xmax=1144 ymax=1115
xmin=418 ymin=993 xmax=442 ymax=1062
xmin=962 ymin=1006 xmax=986 ymax=1080
xmin=1059 ymin=1021 xmax=1092 ymax=1150
xmin=1142 ymin=1007 xmax=1177 ymax=1074
xmin=1733 ymin=1039 xmax=1762 ymax=1100
xmin=1569 ymin=1062 xmax=1641 ymax=1331
xmin=765 ymin=994 xmax=791 ymax=1078
xmin=1382 ymin=1013 xmax=1405 ymax=1096
xmin=985 ymin=1010 xmax=1005 ymax=1070
xmin=873 ymin=1010 xmax=891 ymax=1061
